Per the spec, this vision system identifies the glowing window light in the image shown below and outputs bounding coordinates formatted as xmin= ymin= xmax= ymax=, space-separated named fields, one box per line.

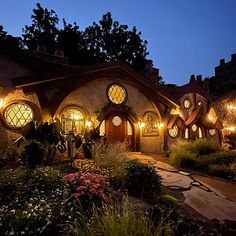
xmin=4 ymin=103 xmax=33 ymax=127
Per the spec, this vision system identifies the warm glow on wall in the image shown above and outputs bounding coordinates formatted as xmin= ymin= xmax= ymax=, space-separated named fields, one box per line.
xmin=227 ymin=104 xmax=236 ymax=110
xmin=208 ymin=115 xmax=214 ymax=121
xmin=0 ymin=98 xmax=3 ymax=108
xmin=225 ymin=127 xmax=236 ymax=131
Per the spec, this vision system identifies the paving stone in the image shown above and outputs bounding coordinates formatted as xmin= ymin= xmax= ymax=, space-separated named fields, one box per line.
xmin=179 ymin=171 xmax=191 ymax=176
xmin=193 ymin=175 xmax=236 ymax=202
xmin=153 ymin=161 xmax=177 ymax=172
xmin=158 ymin=170 xmax=193 ymax=189
xmin=192 ymin=182 xmax=201 ymax=186
xmin=183 ymin=187 xmax=236 ymax=222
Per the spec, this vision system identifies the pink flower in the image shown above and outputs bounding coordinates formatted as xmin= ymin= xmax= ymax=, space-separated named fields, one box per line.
xmin=90 ymin=188 xmax=97 ymax=194
xmin=63 ymin=173 xmax=80 ymax=182
xmin=76 ymin=186 xmax=87 ymax=192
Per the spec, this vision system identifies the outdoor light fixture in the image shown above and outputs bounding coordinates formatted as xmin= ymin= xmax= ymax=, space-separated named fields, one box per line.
xmin=0 ymin=98 xmax=3 ymax=108
xmin=139 ymin=122 xmax=145 ymax=128
xmin=159 ymin=122 xmax=164 ymax=128
xmin=86 ymin=120 xmax=92 ymax=128
xmin=207 ymin=115 xmax=214 ymax=121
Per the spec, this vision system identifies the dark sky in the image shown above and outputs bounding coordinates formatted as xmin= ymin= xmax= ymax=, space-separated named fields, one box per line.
xmin=1 ymin=0 xmax=236 ymax=85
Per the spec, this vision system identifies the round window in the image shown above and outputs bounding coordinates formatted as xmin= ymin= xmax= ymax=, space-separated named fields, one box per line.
xmin=192 ymin=124 xmax=197 ymax=132
xmin=112 ymin=116 xmax=122 ymax=126
xmin=168 ymin=125 xmax=178 ymax=138
xmin=107 ymin=84 xmax=127 ymax=104
xmin=183 ymin=99 xmax=191 ymax=109
xmin=209 ymin=129 xmax=216 ymax=136
xmin=4 ymin=102 xmax=34 ymax=128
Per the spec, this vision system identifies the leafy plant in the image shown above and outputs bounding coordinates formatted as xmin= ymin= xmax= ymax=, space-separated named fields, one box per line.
xmin=17 ymin=120 xmax=66 ymax=167
xmin=122 ymin=159 xmax=162 ymax=199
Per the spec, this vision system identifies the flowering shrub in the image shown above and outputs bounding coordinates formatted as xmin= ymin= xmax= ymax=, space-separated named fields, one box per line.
xmin=63 ymin=172 xmax=110 ymax=209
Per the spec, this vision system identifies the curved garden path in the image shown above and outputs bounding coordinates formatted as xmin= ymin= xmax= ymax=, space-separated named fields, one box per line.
xmin=128 ymin=153 xmax=236 ymax=222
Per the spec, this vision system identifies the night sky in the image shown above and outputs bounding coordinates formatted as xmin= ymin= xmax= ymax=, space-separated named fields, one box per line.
xmin=0 ymin=0 xmax=235 ymax=85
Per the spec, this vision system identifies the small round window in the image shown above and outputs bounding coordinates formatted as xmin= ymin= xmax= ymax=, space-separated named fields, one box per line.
xmin=209 ymin=129 xmax=216 ymax=136
xmin=192 ymin=124 xmax=197 ymax=132
xmin=168 ymin=125 xmax=179 ymax=138
xmin=183 ymin=99 xmax=191 ymax=109
xmin=112 ymin=116 xmax=122 ymax=126
xmin=4 ymin=102 xmax=34 ymax=128
xmin=107 ymin=84 xmax=127 ymax=104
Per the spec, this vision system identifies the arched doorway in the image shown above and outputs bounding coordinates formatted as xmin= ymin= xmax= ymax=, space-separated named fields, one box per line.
xmin=103 ymin=111 xmax=134 ymax=149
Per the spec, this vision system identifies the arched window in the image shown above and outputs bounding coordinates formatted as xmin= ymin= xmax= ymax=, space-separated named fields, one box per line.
xmin=168 ymin=125 xmax=179 ymax=138
xmin=183 ymin=99 xmax=191 ymax=109
xmin=142 ymin=112 xmax=159 ymax=136
xmin=107 ymin=83 xmax=127 ymax=104
xmin=198 ymin=127 xmax=203 ymax=138
xmin=4 ymin=102 xmax=34 ymax=128
xmin=61 ymin=108 xmax=85 ymax=134
xmin=185 ymin=128 xmax=189 ymax=139
xmin=99 ymin=120 xmax=105 ymax=136
xmin=127 ymin=120 xmax=133 ymax=136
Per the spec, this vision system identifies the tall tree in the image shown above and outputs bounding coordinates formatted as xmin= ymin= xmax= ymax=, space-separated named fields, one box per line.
xmin=22 ymin=3 xmax=59 ymax=53
xmin=0 ymin=25 xmax=22 ymax=48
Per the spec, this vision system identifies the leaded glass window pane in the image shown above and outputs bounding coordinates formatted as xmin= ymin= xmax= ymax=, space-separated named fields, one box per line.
xmin=61 ymin=108 xmax=84 ymax=134
xmin=168 ymin=125 xmax=178 ymax=138
xmin=127 ymin=120 xmax=133 ymax=135
xmin=142 ymin=112 xmax=159 ymax=136
xmin=99 ymin=120 xmax=105 ymax=136
xmin=112 ymin=116 xmax=122 ymax=126
xmin=108 ymin=84 xmax=126 ymax=104
xmin=4 ymin=103 xmax=33 ymax=127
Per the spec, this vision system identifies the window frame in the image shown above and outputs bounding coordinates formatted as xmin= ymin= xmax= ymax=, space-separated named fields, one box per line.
xmin=2 ymin=101 xmax=35 ymax=129
xmin=106 ymin=83 xmax=128 ymax=105
xmin=142 ymin=111 xmax=159 ymax=137
xmin=168 ymin=125 xmax=179 ymax=138
xmin=60 ymin=107 xmax=85 ymax=135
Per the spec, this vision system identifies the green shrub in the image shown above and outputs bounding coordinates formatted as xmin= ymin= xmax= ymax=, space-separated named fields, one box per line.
xmin=188 ymin=139 xmax=220 ymax=155
xmin=207 ymin=151 xmax=236 ymax=165
xmin=208 ymin=164 xmax=236 ymax=178
xmin=122 ymin=159 xmax=162 ymax=199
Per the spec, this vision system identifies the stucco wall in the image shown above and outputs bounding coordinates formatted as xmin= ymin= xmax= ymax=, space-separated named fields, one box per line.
xmin=55 ymin=79 xmax=164 ymax=153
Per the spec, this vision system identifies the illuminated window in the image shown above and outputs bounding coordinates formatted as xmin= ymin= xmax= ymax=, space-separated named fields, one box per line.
xmin=209 ymin=129 xmax=216 ymax=136
xmin=143 ymin=112 xmax=159 ymax=136
xmin=127 ymin=120 xmax=133 ymax=135
xmin=4 ymin=103 xmax=33 ymax=128
xmin=185 ymin=128 xmax=189 ymax=139
xmin=199 ymin=127 xmax=203 ymax=138
xmin=183 ymin=99 xmax=191 ymax=109
xmin=107 ymin=84 xmax=127 ymax=104
xmin=112 ymin=116 xmax=122 ymax=126
xmin=61 ymin=108 xmax=84 ymax=134
xmin=168 ymin=125 xmax=178 ymax=138
xmin=99 ymin=120 xmax=105 ymax=136
xmin=192 ymin=124 xmax=197 ymax=132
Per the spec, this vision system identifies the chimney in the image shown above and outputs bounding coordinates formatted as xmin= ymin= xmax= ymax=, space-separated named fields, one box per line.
xmin=196 ymin=75 xmax=202 ymax=81
xmin=231 ymin=53 xmax=236 ymax=62
xmin=189 ymin=74 xmax=195 ymax=83
xmin=55 ymin=48 xmax=65 ymax=57
xmin=220 ymin=59 xmax=225 ymax=65
xmin=145 ymin=59 xmax=153 ymax=78
xmin=36 ymin=43 xmax=47 ymax=53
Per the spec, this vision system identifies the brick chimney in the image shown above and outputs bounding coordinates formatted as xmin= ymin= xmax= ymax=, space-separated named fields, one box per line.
xmin=196 ymin=75 xmax=202 ymax=81
xmin=189 ymin=74 xmax=195 ymax=83
xmin=145 ymin=59 xmax=153 ymax=78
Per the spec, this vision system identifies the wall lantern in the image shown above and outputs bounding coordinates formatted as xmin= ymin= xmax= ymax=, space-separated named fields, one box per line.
xmin=159 ymin=122 xmax=164 ymax=128
xmin=139 ymin=122 xmax=145 ymax=128
xmin=86 ymin=120 xmax=92 ymax=129
xmin=0 ymin=98 xmax=4 ymax=108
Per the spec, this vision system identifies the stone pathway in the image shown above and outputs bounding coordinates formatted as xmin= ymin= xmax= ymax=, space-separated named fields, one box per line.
xmin=128 ymin=152 xmax=236 ymax=222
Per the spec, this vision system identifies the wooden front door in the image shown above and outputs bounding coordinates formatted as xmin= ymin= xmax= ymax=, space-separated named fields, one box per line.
xmin=105 ymin=112 xmax=133 ymax=147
